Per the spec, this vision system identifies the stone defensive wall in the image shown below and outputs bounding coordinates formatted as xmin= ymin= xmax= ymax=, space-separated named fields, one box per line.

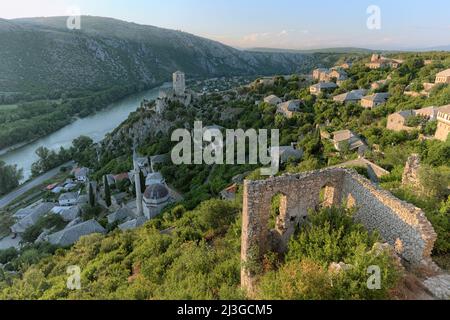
xmin=241 ymin=168 xmax=437 ymax=292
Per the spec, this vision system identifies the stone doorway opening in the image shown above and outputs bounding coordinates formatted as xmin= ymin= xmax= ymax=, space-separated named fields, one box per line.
xmin=318 ymin=184 xmax=337 ymax=208
xmin=269 ymin=192 xmax=288 ymax=234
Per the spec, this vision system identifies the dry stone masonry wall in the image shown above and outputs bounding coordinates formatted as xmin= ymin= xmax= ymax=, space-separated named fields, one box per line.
xmin=241 ymin=168 xmax=437 ymax=293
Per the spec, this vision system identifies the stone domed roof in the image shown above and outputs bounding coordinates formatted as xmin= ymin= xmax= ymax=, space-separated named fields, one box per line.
xmin=143 ymin=183 xmax=169 ymax=201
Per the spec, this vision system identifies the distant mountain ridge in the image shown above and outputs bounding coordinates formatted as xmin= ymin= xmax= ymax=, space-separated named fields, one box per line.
xmin=248 ymin=47 xmax=376 ymax=54
xmin=0 ymin=16 xmax=341 ymax=99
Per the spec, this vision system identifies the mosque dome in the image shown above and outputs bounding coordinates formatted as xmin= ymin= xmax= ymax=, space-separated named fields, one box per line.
xmin=143 ymin=183 xmax=169 ymax=202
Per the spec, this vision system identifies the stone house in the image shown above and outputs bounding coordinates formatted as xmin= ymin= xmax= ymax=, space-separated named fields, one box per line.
xmin=435 ymin=105 xmax=450 ymax=141
xmin=333 ymin=89 xmax=367 ymax=104
xmin=276 ymin=100 xmax=303 ymax=118
xmin=387 ymin=110 xmax=416 ymax=132
xmin=119 ymin=216 xmax=148 ymax=231
xmin=435 ymin=69 xmax=450 ymax=84
xmin=107 ymin=207 xmax=135 ymax=225
xmin=361 ymin=93 xmax=390 ymax=109
xmin=310 ymin=82 xmax=337 ymax=95
xmin=312 ymin=68 xmax=329 ymax=81
xmin=332 ymin=130 xmax=367 ymax=153
xmin=58 ymin=192 xmax=79 ymax=207
xmin=366 ymin=54 xmax=403 ymax=69
xmin=313 ymin=68 xmax=347 ymax=83
xmin=270 ymin=144 xmax=304 ymax=164
xmin=263 ymin=94 xmax=282 ymax=106
xmin=328 ymin=68 xmax=348 ymax=82
xmin=73 ymin=167 xmax=90 ymax=182
xmin=11 ymin=202 xmax=56 ymax=234
xmin=387 ymin=106 xmax=443 ymax=132
xmin=51 ymin=206 xmax=81 ymax=222
xmin=47 ymin=220 xmax=106 ymax=247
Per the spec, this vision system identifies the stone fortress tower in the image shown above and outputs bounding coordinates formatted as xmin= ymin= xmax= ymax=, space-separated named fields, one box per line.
xmin=154 ymin=71 xmax=192 ymax=114
xmin=173 ymin=71 xmax=186 ymax=96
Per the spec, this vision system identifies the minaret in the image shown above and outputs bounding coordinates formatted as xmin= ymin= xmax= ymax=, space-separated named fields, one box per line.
xmin=133 ymin=147 xmax=144 ymax=217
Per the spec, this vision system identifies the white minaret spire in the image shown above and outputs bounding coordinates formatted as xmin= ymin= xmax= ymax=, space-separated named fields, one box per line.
xmin=133 ymin=146 xmax=144 ymax=217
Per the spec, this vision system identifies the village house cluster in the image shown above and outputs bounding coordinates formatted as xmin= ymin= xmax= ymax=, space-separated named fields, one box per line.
xmin=6 ymin=73 xmax=193 ymax=249
xmin=9 ymin=167 xmax=101 ymax=247
xmin=308 ymin=56 xmax=450 ymax=143
xmin=3 ymin=56 xmax=449 ymax=284
xmin=365 ymin=54 xmax=404 ymax=70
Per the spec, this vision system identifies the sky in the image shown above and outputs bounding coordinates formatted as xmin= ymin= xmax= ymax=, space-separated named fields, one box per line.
xmin=1 ymin=0 xmax=450 ymax=50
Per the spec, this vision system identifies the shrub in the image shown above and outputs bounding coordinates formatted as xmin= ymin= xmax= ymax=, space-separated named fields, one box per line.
xmin=258 ymin=207 xmax=401 ymax=300
xmin=0 ymin=248 xmax=19 ymax=264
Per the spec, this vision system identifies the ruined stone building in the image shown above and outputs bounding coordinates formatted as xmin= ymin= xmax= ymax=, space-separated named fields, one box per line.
xmin=241 ymin=168 xmax=437 ymax=293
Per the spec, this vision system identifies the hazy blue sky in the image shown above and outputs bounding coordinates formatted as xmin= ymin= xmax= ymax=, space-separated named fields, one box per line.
xmin=1 ymin=0 xmax=450 ymax=50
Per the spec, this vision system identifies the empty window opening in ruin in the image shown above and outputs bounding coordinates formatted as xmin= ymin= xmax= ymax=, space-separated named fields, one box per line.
xmin=319 ymin=184 xmax=337 ymax=208
xmin=269 ymin=193 xmax=288 ymax=233
xmin=346 ymin=193 xmax=357 ymax=209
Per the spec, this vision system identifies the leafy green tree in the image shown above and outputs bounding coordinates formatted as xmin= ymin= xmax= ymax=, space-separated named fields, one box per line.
xmin=419 ymin=165 xmax=450 ymax=199
xmin=71 ymin=136 xmax=97 ymax=168
xmin=0 ymin=161 xmax=23 ymax=195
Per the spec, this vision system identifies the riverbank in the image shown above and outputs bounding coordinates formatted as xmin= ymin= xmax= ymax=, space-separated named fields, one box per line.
xmin=0 ymin=140 xmax=38 ymax=157
xmin=0 ymin=161 xmax=75 ymax=210
xmin=0 ymin=84 xmax=169 ymax=182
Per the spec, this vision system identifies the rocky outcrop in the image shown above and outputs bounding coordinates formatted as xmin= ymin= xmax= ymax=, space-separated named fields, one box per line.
xmin=101 ymin=109 xmax=173 ymax=153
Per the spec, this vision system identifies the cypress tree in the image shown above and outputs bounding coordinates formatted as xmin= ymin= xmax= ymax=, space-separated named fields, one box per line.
xmin=139 ymin=169 xmax=146 ymax=193
xmin=88 ymin=182 xmax=95 ymax=207
xmin=104 ymin=175 xmax=112 ymax=207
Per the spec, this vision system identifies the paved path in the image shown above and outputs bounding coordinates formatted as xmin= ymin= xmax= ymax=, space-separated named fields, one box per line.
xmin=0 ymin=161 xmax=74 ymax=209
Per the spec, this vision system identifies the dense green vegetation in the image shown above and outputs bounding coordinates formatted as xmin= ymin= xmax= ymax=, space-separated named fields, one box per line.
xmin=0 ymin=202 xmax=402 ymax=300
xmin=31 ymin=136 xmax=98 ymax=177
xmin=0 ymin=51 xmax=449 ymax=300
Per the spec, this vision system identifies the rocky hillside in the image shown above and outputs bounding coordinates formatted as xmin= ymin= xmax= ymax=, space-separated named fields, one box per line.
xmin=0 ymin=16 xmax=339 ymax=100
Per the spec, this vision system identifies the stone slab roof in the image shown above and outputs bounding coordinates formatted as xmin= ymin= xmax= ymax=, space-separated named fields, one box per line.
xmin=11 ymin=202 xmax=55 ymax=234
xmin=47 ymin=220 xmax=106 ymax=247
